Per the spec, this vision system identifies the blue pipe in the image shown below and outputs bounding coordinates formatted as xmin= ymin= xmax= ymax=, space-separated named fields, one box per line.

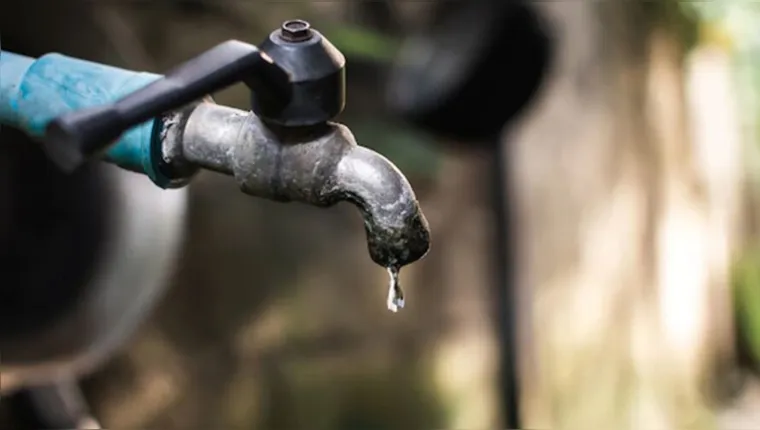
xmin=0 ymin=51 xmax=172 ymax=187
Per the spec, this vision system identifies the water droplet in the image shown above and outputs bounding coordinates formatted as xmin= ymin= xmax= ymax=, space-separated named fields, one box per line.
xmin=386 ymin=266 xmax=405 ymax=312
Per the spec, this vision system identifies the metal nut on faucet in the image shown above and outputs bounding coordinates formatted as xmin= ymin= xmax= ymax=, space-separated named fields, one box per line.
xmin=279 ymin=19 xmax=314 ymax=43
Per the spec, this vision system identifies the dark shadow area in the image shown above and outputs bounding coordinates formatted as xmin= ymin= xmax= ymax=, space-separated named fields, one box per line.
xmin=0 ymin=130 xmax=110 ymax=344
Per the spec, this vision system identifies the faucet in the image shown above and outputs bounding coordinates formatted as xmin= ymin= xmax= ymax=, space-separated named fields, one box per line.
xmin=169 ymin=104 xmax=430 ymax=269
xmin=0 ymin=20 xmax=430 ymax=307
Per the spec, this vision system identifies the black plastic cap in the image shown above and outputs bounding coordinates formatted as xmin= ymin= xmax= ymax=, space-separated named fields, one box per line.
xmin=253 ymin=20 xmax=346 ymax=127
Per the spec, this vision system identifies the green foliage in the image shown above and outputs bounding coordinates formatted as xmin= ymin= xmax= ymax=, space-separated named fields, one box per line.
xmin=324 ymin=24 xmax=400 ymax=63
xmin=349 ymin=119 xmax=442 ymax=182
xmin=732 ymin=251 xmax=760 ymax=366
xmin=683 ymin=1 xmax=760 ymax=150
xmin=646 ymin=0 xmax=699 ymax=51
xmin=259 ymin=357 xmax=448 ymax=430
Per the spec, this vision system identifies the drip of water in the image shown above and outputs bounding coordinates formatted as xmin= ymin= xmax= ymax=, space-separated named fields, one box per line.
xmin=386 ymin=266 xmax=405 ymax=312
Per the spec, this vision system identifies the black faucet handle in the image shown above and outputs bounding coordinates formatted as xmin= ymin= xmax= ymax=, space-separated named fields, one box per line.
xmin=42 ymin=40 xmax=292 ymax=173
xmin=253 ymin=20 xmax=346 ymax=127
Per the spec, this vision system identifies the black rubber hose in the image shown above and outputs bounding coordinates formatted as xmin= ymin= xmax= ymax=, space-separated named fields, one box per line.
xmin=489 ymin=137 xmax=520 ymax=429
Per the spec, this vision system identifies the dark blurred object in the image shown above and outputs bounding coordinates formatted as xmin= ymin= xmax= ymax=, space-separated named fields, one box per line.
xmin=0 ymin=130 xmax=108 ymax=340
xmin=0 ymin=380 xmax=100 ymax=430
xmin=351 ymin=0 xmax=399 ymax=33
xmin=172 ymin=0 xmax=246 ymax=26
xmin=386 ymin=0 xmax=552 ymax=142
xmin=0 ymin=390 xmax=47 ymax=430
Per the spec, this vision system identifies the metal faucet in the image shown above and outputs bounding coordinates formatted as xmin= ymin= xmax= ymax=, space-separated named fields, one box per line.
xmin=167 ymin=104 xmax=429 ymax=268
xmin=0 ymin=20 xmax=430 ymax=298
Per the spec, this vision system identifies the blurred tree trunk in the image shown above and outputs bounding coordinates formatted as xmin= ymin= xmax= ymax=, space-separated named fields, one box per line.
xmin=508 ymin=3 xmax=740 ymax=429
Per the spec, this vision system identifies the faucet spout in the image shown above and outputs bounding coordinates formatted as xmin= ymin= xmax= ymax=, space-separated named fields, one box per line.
xmin=331 ymin=144 xmax=431 ymax=268
xmin=168 ymin=102 xmax=431 ymax=268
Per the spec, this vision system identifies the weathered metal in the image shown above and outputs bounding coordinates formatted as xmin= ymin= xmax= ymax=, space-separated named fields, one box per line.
xmin=170 ymin=102 xmax=430 ymax=269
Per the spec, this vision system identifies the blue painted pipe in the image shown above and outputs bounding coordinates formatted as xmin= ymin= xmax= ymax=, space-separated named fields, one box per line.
xmin=0 ymin=51 xmax=172 ymax=187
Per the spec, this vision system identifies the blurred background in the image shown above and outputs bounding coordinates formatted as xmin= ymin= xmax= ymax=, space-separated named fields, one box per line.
xmin=2 ymin=1 xmax=760 ymax=429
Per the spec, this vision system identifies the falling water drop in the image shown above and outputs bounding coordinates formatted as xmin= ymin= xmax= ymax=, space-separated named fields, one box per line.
xmin=386 ymin=266 xmax=405 ymax=312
